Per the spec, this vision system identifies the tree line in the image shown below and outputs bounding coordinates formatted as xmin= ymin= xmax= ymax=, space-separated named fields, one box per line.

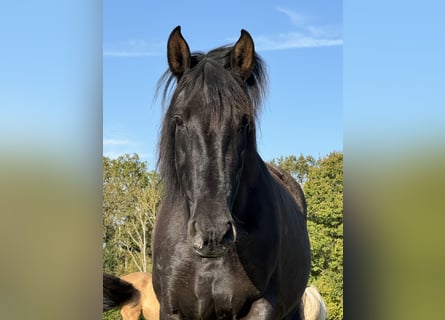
xmin=103 ymin=152 xmax=343 ymax=319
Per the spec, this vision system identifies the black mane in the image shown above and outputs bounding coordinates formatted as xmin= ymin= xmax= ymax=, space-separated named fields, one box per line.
xmin=158 ymin=46 xmax=267 ymax=114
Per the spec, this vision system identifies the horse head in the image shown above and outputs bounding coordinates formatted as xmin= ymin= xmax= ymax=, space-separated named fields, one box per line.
xmin=160 ymin=26 xmax=266 ymax=258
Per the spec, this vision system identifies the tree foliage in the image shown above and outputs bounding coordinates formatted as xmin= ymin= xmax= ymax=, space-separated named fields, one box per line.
xmin=273 ymin=152 xmax=343 ymax=320
xmin=103 ymin=154 xmax=161 ymax=275
xmin=271 ymin=154 xmax=316 ymax=185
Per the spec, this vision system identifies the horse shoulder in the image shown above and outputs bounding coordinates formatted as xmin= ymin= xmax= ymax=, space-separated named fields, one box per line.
xmin=266 ymin=163 xmax=307 ymax=218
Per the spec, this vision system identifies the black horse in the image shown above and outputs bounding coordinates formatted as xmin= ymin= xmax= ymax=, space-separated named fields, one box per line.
xmin=152 ymin=26 xmax=311 ymax=320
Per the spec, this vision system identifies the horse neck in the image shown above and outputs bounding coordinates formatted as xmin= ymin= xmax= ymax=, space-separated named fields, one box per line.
xmin=233 ymin=149 xmax=270 ymax=208
xmin=247 ymin=152 xmax=269 ymax=184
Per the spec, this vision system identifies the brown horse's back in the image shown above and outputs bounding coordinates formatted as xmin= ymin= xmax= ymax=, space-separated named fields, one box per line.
xmin=120 ymin=272 xmax=160 ymax=320
xmin=266 ymin=163 xmax=307 ymax=218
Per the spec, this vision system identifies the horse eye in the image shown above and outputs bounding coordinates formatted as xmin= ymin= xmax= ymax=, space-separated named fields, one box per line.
xmin=240 ymin=115 xmax=249 ymax=129
xmin=173 ymin=115 xmax=184 ymax=127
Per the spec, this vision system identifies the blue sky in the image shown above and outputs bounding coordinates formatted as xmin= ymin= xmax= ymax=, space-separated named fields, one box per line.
xmin=1 ymin=1 xmax=442 ymax=165
xmin=103 ymin=1 xmax=343 ymax=169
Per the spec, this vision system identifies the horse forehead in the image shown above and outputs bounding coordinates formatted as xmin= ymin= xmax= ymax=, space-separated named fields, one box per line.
xmin=175 ymin=72 xmax=241 ymax=114
xmin=177 ymin=100 xmax=238 ymax=132
xmin=172 ymin=75 xmax=244 ymax=132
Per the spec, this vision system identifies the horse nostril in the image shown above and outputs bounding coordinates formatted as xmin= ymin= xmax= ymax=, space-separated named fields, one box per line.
xmin=188 ymin=220 xmax=198 ymax=238
xmin=222 ymin=222 xmax=236 ymax=245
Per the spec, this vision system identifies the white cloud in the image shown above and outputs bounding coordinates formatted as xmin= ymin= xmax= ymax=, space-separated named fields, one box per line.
xmin=105 ymin=9 xmax=342 ymax=56
xmin=103 ymin=139 xmax=130 ymax=145
xmin=255 ymin=32 xmax=343 ymax=51
xmin=252 ymin=7 xmax=343 ymax=51
xmin=306 ymin=25 xmax=342 ymax=38
xmin=275 ymin=7 xmax=308 ymax=26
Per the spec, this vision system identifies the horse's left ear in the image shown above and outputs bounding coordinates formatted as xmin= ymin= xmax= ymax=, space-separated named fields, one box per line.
xmin=167 ymin=26 xmax=191 ymax=79
xmin=231 ymin=29 xmax=255 ymax=81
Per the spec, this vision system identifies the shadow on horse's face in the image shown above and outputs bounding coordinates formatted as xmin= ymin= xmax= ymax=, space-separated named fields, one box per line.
xmin=166 ymin=27 xmax=256 ymax=258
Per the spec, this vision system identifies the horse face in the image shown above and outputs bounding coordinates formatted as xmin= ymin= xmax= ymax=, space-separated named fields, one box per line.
xmin=172 ymin=101 xmax=249 ymax=257
xmin=166 ymin=27 xmax=256 ymax=258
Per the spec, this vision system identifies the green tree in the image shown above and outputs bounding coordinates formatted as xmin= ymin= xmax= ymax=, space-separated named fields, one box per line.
xmin=103 ymin=154 xmax=161 ymax=275
xmin=271 ymin=154 xmax=315 ymax=185
xmin=305 ymin=152 xmax=343 ymax=320
xmin=123 ymin=171 xmax=161 ymax=272
xmin=273 ymin=152 xmax=343 ymax=320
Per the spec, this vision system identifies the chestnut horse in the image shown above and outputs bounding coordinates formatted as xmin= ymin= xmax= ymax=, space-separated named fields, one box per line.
xmin=103 ymin=272 xmax=159 ymax=320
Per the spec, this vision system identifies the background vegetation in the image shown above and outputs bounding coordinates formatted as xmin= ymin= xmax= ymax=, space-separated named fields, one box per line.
xmin=103 ymin=152 xmax=343 ymax=319
xmin=272 ymin=152 xmax=343 ymax=319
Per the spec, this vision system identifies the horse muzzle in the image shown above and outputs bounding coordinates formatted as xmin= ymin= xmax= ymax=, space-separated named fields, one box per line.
xmin=187 ymin=220 xmax=236 ymax=258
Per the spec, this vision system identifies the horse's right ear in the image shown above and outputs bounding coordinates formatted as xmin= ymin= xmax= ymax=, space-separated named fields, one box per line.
xmin=167 ymin=26 xmax=191 ymax=79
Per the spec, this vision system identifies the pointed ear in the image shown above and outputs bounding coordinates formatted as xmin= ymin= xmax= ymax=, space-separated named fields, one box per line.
xmin=231 ymin=29 xmax=255 ymax=81
xmin=167 ymin=26 xmax=191 ymax=78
